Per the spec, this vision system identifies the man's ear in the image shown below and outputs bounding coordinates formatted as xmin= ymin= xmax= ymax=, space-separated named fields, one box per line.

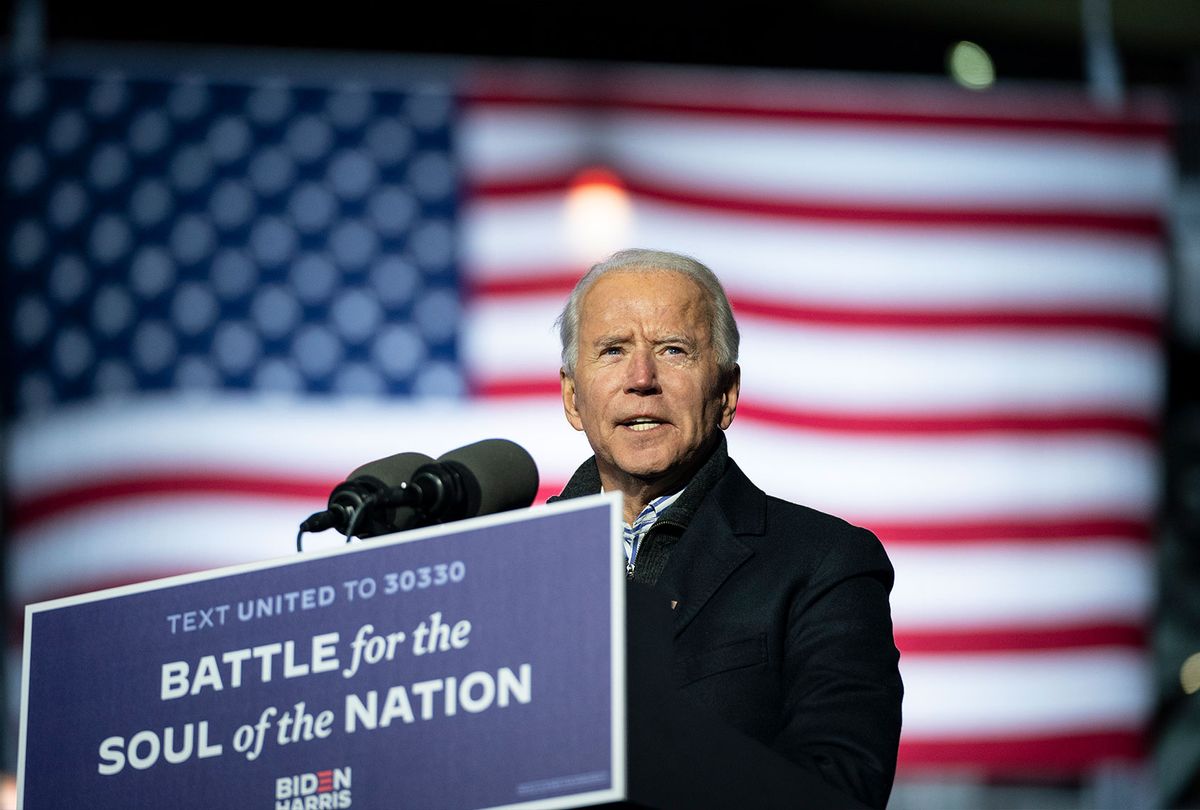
xmin=718 ymin=364 xmax=740 ymax=431
xmin=561 ymin=368 xmax=584 ymax=431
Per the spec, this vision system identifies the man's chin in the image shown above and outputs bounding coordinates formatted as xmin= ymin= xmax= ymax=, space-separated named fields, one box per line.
xmin=609 ymin=451 xmax=693 ymax=489
xmin=599 ymin=453 xmax=671 ymax=485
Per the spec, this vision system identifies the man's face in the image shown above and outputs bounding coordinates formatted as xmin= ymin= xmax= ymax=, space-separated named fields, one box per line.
xmin=561 ymin=269 xmax=740 ymax=493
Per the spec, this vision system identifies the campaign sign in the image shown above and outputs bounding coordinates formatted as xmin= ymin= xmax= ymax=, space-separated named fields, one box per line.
xmin=18 ymin=493 xmax=626 ymax=810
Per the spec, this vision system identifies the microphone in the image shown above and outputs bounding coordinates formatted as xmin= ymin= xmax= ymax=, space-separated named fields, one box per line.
xmin=299 ymin=451 xmax=435 ymax=537
xmin=404 ymin=438 xmax=540 ymax=525
xmin=298 ymin=439 xmax=539 ymax=541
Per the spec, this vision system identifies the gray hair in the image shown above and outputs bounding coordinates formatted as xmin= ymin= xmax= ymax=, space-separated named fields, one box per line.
xmin=555 ymin=248 xmax=740 ymax=377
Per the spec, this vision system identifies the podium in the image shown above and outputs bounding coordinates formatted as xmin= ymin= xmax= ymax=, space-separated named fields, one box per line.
xmin=18 ymin=494 xmax=862 ymax=809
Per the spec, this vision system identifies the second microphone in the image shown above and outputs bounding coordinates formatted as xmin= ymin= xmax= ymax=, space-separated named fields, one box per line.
xmin=300 ymin=438 xmax=540 ymax=539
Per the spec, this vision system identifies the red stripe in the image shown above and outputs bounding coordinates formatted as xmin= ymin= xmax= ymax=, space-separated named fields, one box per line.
xmin=10 ymin=473 xmax=334 ymax=532
xmin=470 ymin=175 xmax=1164 ymax=236
xmin=466 ymin=272 xmax=1160 ymax=338
xmin=9 ymin=475 xmax=1152 ymax=545
xmin=465 ymin=270 xmax=580 ymax=297
xmin=737 ymin=403 xmax=1156 ymax=440
xmin=730 ymin=298 xmax=1160 ymax=338
xmin=896 ymin=622 xmax=1145 ymax=654
xmin=471 ymin=379 xmax=560 ymax=398
xmin=897 ymin=730 xmax=1145 ymax=773
xmin=464 ymin=87 xmax=1172 ymax=140
xmin=869 ymin=517 xmax=1152 ymax=545
xmin=529 ymin=489 xmax=1150 ymax=549
xmin=469 ymin=381 xmax=1156 ymax=440
xmin=10 ymin=472 xmax=564 ymax=534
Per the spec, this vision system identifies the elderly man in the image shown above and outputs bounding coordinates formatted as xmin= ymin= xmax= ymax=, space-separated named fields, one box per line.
xmin=549 ymin=249 xmax=903 ymax=809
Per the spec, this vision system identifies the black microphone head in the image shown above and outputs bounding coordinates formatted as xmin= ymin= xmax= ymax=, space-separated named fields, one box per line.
xmin=436 ymin=439 xmax=540 ymax=519
xmin=348 ymin=451 xmax=435 ymax=485
xmin=344 ymin=451 xmax=435 ymax=536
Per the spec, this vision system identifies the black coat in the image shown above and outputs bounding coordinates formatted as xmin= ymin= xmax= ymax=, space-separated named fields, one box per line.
xmin=553 ymin=445 xmax=903 ymax=809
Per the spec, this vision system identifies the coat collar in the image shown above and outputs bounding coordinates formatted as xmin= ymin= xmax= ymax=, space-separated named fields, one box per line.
xmin=550 ymin=436 xmax=767 ymax=637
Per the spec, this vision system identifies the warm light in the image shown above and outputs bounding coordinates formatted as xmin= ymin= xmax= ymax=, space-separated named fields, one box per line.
xmin=1182 ymin=652 xmax=1200 ymax=695
xmin=948 ymin=41 xmax=996 ymax=91
xmin=1 ymin=772 xmax=14 ymax=810
xmin=564 ymin=167 xmax=634 ymax=263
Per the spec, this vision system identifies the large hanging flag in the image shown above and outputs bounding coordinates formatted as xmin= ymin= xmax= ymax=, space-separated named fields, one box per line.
xmin=2 ymin=54 xmax=1172 ymax=776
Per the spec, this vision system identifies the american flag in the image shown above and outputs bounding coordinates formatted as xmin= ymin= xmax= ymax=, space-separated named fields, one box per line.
xmin=2 ymin=53 xmax=1172 ymax=777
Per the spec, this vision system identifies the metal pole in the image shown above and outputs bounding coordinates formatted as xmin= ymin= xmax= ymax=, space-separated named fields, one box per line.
xmin=1082 ymin=0 xmax=1125 ymax=109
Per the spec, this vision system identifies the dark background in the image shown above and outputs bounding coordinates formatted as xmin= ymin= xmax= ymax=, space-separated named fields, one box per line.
xmin=8 ymin=0 xmax=1200 ymax=85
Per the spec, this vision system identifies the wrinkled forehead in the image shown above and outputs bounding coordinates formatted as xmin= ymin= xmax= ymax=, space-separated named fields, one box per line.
xmin=578 ymin=268 xmax=712 ymax=333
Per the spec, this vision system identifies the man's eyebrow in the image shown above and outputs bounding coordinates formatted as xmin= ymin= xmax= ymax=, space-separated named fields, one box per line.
xmin=654 ymin=334 xmax=697 ymax=346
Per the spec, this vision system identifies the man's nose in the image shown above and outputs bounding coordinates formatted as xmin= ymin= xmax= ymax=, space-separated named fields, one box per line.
xmin=625 ymin=348 xmax=660 ymax=393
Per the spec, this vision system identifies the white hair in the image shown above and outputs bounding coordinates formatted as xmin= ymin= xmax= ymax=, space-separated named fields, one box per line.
xmin=555 ymin=248 xmax=740 ymax=377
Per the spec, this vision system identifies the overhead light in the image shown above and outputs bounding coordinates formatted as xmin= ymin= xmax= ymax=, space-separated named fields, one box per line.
xmin=948 ymin=41 xmax=996 ymax=91
xmin=1183 ymin=651 xmax=1200 ymax=695
xmin=564 ymin=167 xmax=634 ymax=263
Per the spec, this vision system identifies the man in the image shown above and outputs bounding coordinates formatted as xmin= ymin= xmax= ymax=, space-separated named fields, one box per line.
xmin=549 ymin=249 xmax=903 ymax=809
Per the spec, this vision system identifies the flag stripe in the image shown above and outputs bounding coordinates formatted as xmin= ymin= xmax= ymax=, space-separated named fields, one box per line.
xmin=737 ymin=403 xmax=1155 ymax=439
xmin=730 ymin=299 xmax=1160 ymax=338
xmin=465 ymin=198 xmax=1166 ymax=312
xmin=10 ymin=473 xmax=1151 ymax=546
xmin=897 ymin=731 xmax=1144 ymax=771
xmin=870 ymin=518 xmax=1151 ymax=545
xmin=8 ymin=470 xmax=565 ymax=538
xmin=895 ymin=623 xmax=1146 ymax=654
xmin=890 ymin=542 xmax=1150 ymax=630
xmin=466 ymin=300 xmax=1162 ymax=416
xmin=472 ymin=385 xmax=1157 ymax=440
xmin=472 ymin=177 xmax=1164 ymax=235
xmin=463 ymin=80 xmax=1172 ymax=139
xmin=469 ymin=273 xmax=1161 ymax=337
xmin=463 ymin=95 xmax=1171 ymax=213
xmin=10 ymin=473 xmax=332 ymax=533
xmin=899 ymin=647 xmax=1149 ymax=735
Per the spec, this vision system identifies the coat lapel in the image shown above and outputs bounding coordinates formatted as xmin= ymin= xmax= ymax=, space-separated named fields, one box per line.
xmin=667 ymin=461 xmax=765 ymax=637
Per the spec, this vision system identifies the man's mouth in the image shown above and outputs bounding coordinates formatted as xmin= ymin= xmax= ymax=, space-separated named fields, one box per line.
xmin=622 ymin=417 xmax=664 ymax=432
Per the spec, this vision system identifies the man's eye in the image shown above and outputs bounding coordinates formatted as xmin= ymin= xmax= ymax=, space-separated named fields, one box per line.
xmin=664 ymin=346 xmax=686 ymax=355
xmin=602 ymin=346 xmax=623 ymax=356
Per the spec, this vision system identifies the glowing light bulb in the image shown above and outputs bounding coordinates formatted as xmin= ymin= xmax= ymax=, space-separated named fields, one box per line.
xmin=564 ymin=167 xmax=634 ymax=263
xmin=1182 ymin=651 xmax=1200 ymax=695
xmin=948 ymin=41 xmax=996 ymax=91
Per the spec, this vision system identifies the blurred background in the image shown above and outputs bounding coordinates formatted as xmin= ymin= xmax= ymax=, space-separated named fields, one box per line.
xmin=2 ymin=1 xmax=1199 ymax=807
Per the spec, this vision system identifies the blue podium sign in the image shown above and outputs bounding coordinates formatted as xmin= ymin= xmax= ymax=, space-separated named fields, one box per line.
xmin=19 ymin=493 xmax=626 ymax=810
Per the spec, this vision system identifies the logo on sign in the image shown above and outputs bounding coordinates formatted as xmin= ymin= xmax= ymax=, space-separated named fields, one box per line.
xmin=274 ymin=766 xmax=352 ymax=809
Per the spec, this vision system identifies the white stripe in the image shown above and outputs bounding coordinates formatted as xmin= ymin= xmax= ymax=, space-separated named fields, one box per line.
xmin=724 ymin=423 xmax=1157 ymax=523
xmin=739 ymin=323 xmax=1161 ymax=416
xmin=9 ymin=498 xmax=302 ymax=606
xmin=10 ymin=398 xmax=1154 ymax=523
xmin=889 ymin=541 xmax=1152 ymax=629
xmin=7 ymin=396 xmax=592 ymax=500
xmin=463 ymin=296 xmax=565 ymax=379
xmin=463 ymin=196 xmax=1167 ymax=313
xmin=459 ymin=106 xmax=598 ymax=181
xmin=899 ymin=648 xmax=1150 ymax=736
xmin=464 ymin=296 xmax=1163 ymax=415
xmin=464 ymin=107 xmax=1174 ymax=210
